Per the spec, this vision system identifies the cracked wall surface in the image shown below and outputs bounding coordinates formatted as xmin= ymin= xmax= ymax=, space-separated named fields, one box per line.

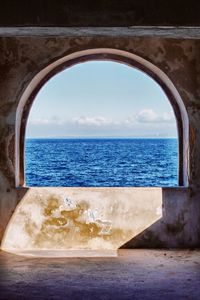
xmin=2 ymin=188 xmax=163 ymax=255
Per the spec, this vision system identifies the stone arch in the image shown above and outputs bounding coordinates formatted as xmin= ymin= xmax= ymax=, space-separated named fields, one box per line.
xmin=16 ymin=48 xmax=189 ymax=187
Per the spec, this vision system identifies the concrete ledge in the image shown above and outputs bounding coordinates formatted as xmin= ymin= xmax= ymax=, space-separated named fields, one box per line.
xmin=0 ymin=27 xmax=200 ymax=38
xmin=2 ymin=249 xmax=118 ymax=258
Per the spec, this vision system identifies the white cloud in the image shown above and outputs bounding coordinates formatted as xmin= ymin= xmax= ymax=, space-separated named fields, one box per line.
xmin=28 ymin=110 xmax=175 ymax=132
xmin=124 ymin=117 xmax=136 ymax=126
xmin=29 ymin=116 xmax=64 ymax=126
xmin=135 ymin=109 xmax=174 ymax=123
xmin=29 ymin=116 xmax=115 ymax=127
xmin=73 ymin=116 xmax=114 ymax=126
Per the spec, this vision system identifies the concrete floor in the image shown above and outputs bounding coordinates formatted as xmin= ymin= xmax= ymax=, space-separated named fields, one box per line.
xmin=0 ymin=250 xmax=199 ymax=300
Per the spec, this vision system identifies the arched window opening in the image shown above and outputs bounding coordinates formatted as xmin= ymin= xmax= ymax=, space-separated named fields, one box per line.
xmin=25 ymin=61 xmax=178 ymax=187
xmin=15 ymin=49 xmax=189 ymax=187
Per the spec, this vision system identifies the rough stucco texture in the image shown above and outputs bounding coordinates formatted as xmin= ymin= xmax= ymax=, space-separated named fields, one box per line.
xmin=2 ymin=188 xmax=163 ymax=255
xmin=0 ymin=37 xmax=200 ymax=249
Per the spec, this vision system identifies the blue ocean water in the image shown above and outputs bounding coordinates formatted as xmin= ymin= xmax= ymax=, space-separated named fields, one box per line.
xmin=25 ymin=138 xmax=178 ymax=187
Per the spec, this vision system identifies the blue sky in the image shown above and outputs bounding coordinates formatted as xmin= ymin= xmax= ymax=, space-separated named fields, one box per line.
xmin=26 ymin=61 xmax=177 ymax=138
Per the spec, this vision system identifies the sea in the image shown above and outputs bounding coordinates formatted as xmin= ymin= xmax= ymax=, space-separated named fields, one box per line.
xmin=25 ymin=138 xmax=178 ymax=187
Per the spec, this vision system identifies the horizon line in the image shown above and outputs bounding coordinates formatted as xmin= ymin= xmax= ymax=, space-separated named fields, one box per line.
xmin=26 ymin=136 xmax=178 ymax=139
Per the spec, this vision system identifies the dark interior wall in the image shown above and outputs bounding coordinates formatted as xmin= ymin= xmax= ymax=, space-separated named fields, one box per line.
xmin=0 ymin=37 xmax=200 ymax=248
xmin=0 ymin=0 xmax=200 ymax=27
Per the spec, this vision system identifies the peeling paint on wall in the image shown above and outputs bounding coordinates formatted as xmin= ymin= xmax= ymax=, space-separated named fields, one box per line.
xmin=2 ymin=188 xmax=163 ymax=255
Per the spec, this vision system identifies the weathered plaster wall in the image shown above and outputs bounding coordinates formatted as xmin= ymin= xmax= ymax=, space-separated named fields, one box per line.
xmin=2 ymin=187 xmax=199 ymax=256
xmin=0 ymin=37 xmax=200 ymax=249
xmin=2 ymin=188 xmax=163 ymax=256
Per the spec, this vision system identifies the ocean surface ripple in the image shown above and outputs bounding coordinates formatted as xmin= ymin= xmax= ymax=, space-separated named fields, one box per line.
xmin=25 ymin=138 xmax=178 ymax=187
